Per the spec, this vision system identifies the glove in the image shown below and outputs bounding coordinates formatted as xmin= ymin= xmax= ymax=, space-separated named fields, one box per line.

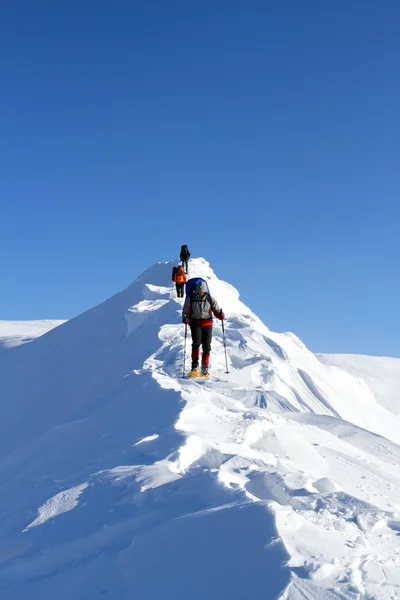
xmin=183 ymin=316 xmax=189 ymax=324
xmin=219 ymin=309 xmax=225 ymax=320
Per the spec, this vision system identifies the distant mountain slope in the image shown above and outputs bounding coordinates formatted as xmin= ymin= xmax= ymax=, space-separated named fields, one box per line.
xmin=318 ymin=353 xmax=400 ymax=415
xmin=0 ymin=320 xmax=65 ymax=352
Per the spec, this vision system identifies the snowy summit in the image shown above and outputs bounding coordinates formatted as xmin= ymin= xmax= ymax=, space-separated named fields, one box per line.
xmin=0 ymin=257 xmax=400 ymax=599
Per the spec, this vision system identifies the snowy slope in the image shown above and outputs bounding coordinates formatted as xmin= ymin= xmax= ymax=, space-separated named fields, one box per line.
xmin=0 ymin=258 xmax=400 ymax=599
xmin=318 ymin=353 xmax=400 ymax=416
xmin=0 ymin=320 xmax=65 ymax=352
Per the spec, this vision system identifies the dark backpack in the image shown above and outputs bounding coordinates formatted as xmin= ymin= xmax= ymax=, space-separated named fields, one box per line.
xmin=180 ymin=245 xmax=189 ymax=257
xmin=172 ymin=266 xmax=178 ymax=281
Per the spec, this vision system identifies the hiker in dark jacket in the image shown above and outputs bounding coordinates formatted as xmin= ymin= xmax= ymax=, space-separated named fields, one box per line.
xmin=173 ymin=265 xmax=187 ymax=298
xmin=182 ymin=280 xmax=224 ymax=377
xmin=180 ymin=245 xmax=190 ymax=274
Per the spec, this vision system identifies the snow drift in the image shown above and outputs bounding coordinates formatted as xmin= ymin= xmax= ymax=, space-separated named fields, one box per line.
xmin=0 ymin=258 xmax=400 ymax=600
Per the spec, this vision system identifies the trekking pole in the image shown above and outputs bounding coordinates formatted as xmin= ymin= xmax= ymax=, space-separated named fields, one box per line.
xmin=221 ymin=319 xmax=229 ymax=374
xmin=182 ymin=323 xmax=188 ymax=378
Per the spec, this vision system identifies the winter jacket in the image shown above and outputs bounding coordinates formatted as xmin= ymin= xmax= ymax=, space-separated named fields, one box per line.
xmin=182 ymin=291 xmax=222 ymax=327
xmin=173 ymin=267 xmax=187 ymax=284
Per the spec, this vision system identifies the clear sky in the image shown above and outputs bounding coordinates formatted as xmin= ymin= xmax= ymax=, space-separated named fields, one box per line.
xmin=1 ymin=1 xmax=399 ymax=356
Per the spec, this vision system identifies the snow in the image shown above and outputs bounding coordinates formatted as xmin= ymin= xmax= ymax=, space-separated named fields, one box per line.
xmin=134 ymin=433 xmax=159 ymax=445
xmin=0 ymin=257 xmax=400 ymax=599
xmin=24 ymin=483 xmax=89 ymax=530
xmin=0 ymin=320 xmax=65 ymax=352
xmin=318 ymin=353 xmax=400 ymax=415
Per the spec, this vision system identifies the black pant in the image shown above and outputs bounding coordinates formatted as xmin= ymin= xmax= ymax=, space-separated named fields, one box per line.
xmin=190 ymin=322 xmax=212 ymax=364
xmin=181 ymin=258 xmax=189 ymax=273
xmin=176 ymin=282 xmax=184 ymax=297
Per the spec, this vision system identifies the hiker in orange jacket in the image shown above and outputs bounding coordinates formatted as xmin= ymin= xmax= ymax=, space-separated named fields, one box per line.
xmin=173 ymin=266 xmax=187 ymax=298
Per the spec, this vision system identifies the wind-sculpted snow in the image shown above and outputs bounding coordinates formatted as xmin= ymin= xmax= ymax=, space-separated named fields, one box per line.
xmin=0 ymin=258 xmax=400 ymax=599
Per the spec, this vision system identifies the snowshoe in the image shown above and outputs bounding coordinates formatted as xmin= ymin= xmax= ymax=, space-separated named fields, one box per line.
xmin=188 ymin=369 xmax=201 ymax=378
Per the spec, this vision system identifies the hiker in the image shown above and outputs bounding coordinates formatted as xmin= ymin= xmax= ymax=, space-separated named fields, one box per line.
xmin=182 ymin=280 xmax=224 ymax=377
xmin=173 ymin=265 xmax=187 ymax=298
xmin=180 ymin=245 xmax=190 ymax=274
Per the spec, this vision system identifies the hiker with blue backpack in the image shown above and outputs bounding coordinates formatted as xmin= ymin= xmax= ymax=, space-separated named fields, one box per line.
xmin=182 ymin=279 xmax=224 ymax=378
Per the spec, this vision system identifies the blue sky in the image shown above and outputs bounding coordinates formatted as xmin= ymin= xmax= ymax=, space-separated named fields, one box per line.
xmin=1 ymin=1 xmax=399 ymax=356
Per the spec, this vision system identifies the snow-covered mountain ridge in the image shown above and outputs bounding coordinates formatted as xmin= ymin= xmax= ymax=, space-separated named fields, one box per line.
xmin=0 ymin=258 xmax=399 ymax=599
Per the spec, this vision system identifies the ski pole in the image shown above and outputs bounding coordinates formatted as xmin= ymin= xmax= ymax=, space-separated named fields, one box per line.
xmin=221 ymin=318 xmax=229 ymax=374
xmin=183 ymin=323 xmax=188 ymax=378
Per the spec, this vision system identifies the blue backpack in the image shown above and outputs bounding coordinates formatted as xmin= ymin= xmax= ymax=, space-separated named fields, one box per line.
xmin=185 ymin=277 xmax=210 ymax=297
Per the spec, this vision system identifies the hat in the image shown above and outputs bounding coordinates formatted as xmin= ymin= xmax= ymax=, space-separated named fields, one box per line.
xmin=195 ymin=281 xmax=208 ymax=294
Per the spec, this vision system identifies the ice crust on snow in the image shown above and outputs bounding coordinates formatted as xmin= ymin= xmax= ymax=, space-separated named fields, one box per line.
xmin=0 ymin=258 xmax=400 ymax=599
xmin=24 ymin=483 xmax=89 ymax=530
